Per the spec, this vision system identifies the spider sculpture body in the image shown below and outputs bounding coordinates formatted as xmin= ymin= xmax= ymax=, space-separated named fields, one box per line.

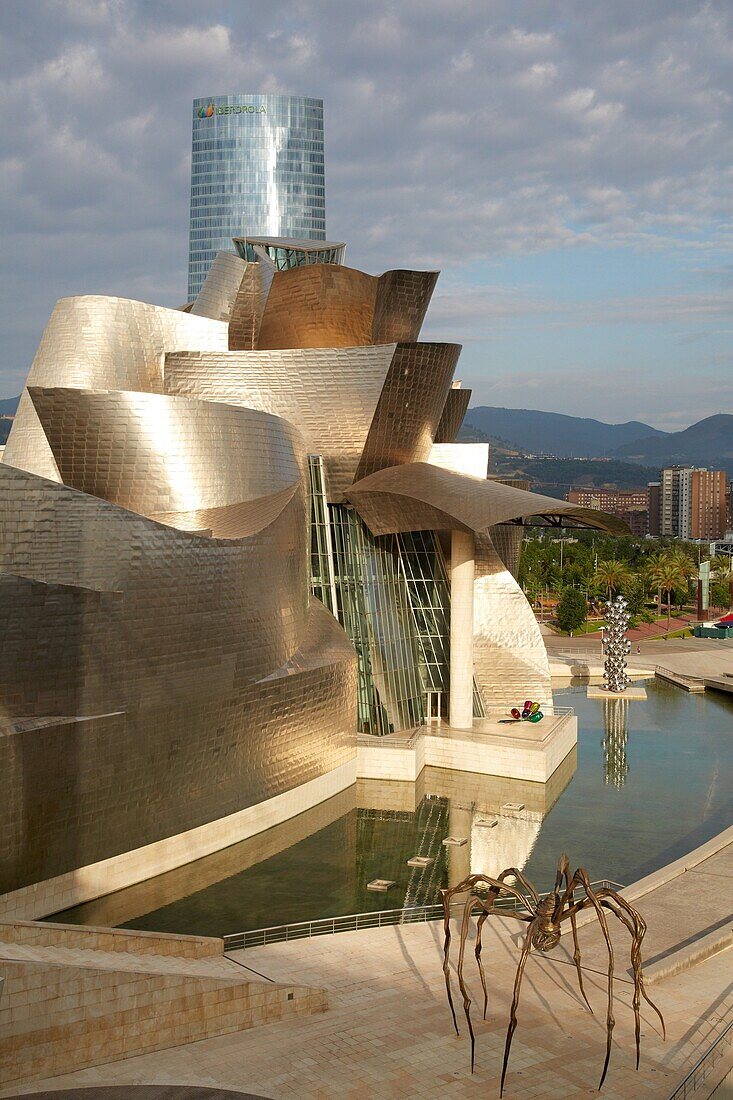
xmin=440 ymin=854 xmax=665 ymax=1095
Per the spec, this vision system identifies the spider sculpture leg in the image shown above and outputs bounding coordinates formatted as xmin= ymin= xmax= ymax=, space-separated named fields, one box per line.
xmin=473 ymin=868 xmax=536 ymax=1022
xmin=571 ymin=871 xmax=618 ymax=1090
xmin=596 ymin=892 xmax=666 ymax=1068
xmin=456 ymin=892 xmax=486 ymax=1072
xmin=601 ymin=893 xmax=665 ymax=1041
xmin=499 ymin=923 xmax=534 ymax=1098
xmin=474 ymin=908 xmax=490 ymax=1020
xmin=556 ymin=855 xmax=593 ymax=1013
xmin=440 ymin=873 xmax=534 ymax=1042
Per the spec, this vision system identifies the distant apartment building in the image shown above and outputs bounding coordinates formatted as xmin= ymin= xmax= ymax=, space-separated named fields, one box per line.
xmin=566 ymin=487 xmax=649 ymax=536
xmin=566 ymin=488 xmax=648 ymax=510
xmin=655 ymin=466 xmax=728 ymax=540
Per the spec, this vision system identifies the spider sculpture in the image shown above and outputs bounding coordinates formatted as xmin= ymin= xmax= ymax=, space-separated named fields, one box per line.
xmin=440 ymin=854 xmax=665 ymax=1095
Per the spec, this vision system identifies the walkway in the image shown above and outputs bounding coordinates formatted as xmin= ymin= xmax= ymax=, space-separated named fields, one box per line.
xmin=4 ymin=830 xmax=731 ymax=1099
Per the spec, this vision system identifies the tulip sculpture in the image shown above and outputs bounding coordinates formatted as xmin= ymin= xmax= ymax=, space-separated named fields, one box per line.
xmin=510 ymin=699 xmax=544 ymax=723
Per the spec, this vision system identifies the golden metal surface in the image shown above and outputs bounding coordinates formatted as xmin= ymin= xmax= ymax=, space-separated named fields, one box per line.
xmin=188 ymin=251 xmax=248 ymax=322
xmin=28 ymin=386 xmax=304 ymax=524
xmin=435 ymin=387 xmax=471 ymax=444
xmin=346 ymin=461 xmax=631 ymax=536
xmin=256 ymin=264 xmax=438 ymax=350
xmin=0 ymin=239 xmax=625 ymax=902
xmin=4 ymin=296 xmax=228 ymax=481
xmin=164 ymin=344 xmax=396 ymax=500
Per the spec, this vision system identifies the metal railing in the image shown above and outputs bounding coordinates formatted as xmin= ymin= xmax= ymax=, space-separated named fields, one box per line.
xmin=223 ymin=878 xmax=621 ymax=952
xmin=668 ymin=1016 xmax=733 ymax=1099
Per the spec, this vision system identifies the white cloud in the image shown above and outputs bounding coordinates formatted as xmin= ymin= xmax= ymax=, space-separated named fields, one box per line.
xmin=0 ymin=0 xmax=731 ymax=418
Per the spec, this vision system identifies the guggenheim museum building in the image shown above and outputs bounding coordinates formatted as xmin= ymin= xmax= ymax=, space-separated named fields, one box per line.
xmin=0 ymin=233 xmax=624 ymax=921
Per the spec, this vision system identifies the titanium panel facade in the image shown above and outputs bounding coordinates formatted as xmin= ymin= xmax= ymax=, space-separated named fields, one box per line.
xmin=3 ymin=297 xmax=228 ymax=482
xmin=256 ymin=265 xmax=438 ymax=350
xmin=0 ymin=233 xmax=624 ymax=902
xmin=346 ymin=461 xmax=631 ymax=536
xmin=188 ymin=95 xmax=325 ymax=299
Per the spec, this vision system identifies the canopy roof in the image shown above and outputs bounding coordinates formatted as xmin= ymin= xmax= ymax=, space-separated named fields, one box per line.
xmin=345 ymin=462 xmax=630 ymax=537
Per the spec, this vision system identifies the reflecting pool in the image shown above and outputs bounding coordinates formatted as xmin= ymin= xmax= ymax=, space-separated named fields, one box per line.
xmin=52 ymin=680 xmax=732 ymax=938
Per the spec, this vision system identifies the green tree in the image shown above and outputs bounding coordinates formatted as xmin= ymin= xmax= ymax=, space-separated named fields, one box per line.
xmin=593 ymin=559 xmax=631 ymax=600
xmin=620 ymin=573 xmax=648 ymax=617
xmin=710 ymin=580 xmax=731 ymax=611
xmin=556 ymin=587 xmax=587 ymax=634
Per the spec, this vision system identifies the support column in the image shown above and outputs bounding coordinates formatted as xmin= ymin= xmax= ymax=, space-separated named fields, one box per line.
xmin=449 ymin=529 xmax=475 ymax=730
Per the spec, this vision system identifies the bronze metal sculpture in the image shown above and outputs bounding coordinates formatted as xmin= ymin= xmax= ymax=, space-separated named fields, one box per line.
xmin=440 ymin=854 xmax=665 ymax=1095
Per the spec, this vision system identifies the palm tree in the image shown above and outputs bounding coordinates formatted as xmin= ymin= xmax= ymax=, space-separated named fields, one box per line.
xmin=646 ymin=557 xmax=687 ymax=629
xmin=712 ymin=555 xmax=732 ymax=581
xmin=593 ymin=559 xmax=631 ymax=601
xmin=667 ymin=550 xmax=696 ymax=607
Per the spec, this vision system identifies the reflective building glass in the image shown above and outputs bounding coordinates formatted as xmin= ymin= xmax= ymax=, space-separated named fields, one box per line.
xmin=188 ymin=94 xmax=326 ymax=299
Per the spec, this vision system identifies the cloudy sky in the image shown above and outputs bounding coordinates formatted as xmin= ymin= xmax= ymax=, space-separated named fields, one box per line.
xmin=2 ymin=1 xmax=732 ymax=429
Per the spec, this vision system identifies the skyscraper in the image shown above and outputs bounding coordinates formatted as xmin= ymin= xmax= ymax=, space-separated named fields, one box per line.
xmin=187 ymin=94 xmax=326 ymax=299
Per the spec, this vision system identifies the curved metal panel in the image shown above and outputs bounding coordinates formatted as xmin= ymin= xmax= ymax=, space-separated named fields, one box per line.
xmin=354 ymin=343 xmax=461 ymax=481
xmin=164 ymin=345 xmax=397 ymax=500
xmin=0 ymin=465 xmax=309 ymax=712
xmin=347 ymin=461 xmax=630 ymax=536
xmin=28 ymin=387 xmax=304 ymax=523
xmin=228 ymin=256 xmax=276 ymax=351
xmin=257 ymin=264 xmax=377 ymax=349
xmin=472 ymin=531 xmax=553 ymax=711
xmin=255 ymin=265 xmax=439 ymax=350
xmin=372 ymin=269 xmax=439 ymax=343
xmin=189 ymin=251 xmax=248 ymax=322
xmin=4 ymin=297 xmax=228 ymax=480
xmin=434 ymin=387 xmax=471 ymax=443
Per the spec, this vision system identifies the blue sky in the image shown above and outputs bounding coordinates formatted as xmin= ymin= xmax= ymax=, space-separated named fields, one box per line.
xmin=1 ymin=0 xmax=731 ymax=430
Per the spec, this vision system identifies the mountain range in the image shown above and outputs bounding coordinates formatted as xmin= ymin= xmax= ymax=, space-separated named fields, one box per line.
xmin=463 ymin=407 xmax=732 ymax=474
xmin=1 ymin=393 xmax=729 ymax=475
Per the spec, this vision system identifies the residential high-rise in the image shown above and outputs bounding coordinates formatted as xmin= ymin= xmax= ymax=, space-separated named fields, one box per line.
xmin=690 ymin=468 xmax=728 ymax=539
xmin=187 ymin=94 xmax=326 ymax=299
xmin=658 ymin=466 xmax=728 ymax=540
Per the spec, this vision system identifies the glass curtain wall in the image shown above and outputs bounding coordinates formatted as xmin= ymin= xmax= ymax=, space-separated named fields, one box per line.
xmin=308 ymin=455 xmax=484 ymax=734
xmin=188 ymin=94 xmax=326 ymax=299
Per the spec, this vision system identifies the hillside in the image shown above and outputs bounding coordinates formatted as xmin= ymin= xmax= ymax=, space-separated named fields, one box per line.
xmin=0 ymin=396 xmax=20 ymax=416
xmin=611 ymin=414 xmax=733 ymax=472
xmin=464 ymin=406 xmax=664 ymax=457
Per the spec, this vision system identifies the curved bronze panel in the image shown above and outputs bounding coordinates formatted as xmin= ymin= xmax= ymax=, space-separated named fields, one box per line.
xmin=257 ymin=264 xmax=377 ymax=349
xmin=434 ymin=387 xmax=471 ymax=443
xmin=28 ymin=387 xmax=304 ymax=523
xmin=347 ymin=461 xmax=630 ymax=536
xmin=4 ymin=297 xmax=228 ymax=481
xmin=372 ymin=270 xmax=439 ymax=343
xmin=354 ymin=343 xmax=461 ymax=481
xmin=255 ymin=265 xmax=439 ymax=350
xmin=164 ymin=344 xmax=397 ymax=500
xmin=472 ymin=531 xmax=553 ymax=712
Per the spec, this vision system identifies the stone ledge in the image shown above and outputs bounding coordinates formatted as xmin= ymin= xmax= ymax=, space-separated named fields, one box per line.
xmin=644 ymin=920 xmax=733 ymax=985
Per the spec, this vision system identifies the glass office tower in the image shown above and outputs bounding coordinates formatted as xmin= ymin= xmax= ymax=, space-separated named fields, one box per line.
xmin=187 ymin=94 xmax=326 ymax=300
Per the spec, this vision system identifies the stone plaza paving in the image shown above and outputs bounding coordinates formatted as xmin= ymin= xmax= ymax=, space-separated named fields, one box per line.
xmin=3 ymin=834 xmax=731 ymax=1100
